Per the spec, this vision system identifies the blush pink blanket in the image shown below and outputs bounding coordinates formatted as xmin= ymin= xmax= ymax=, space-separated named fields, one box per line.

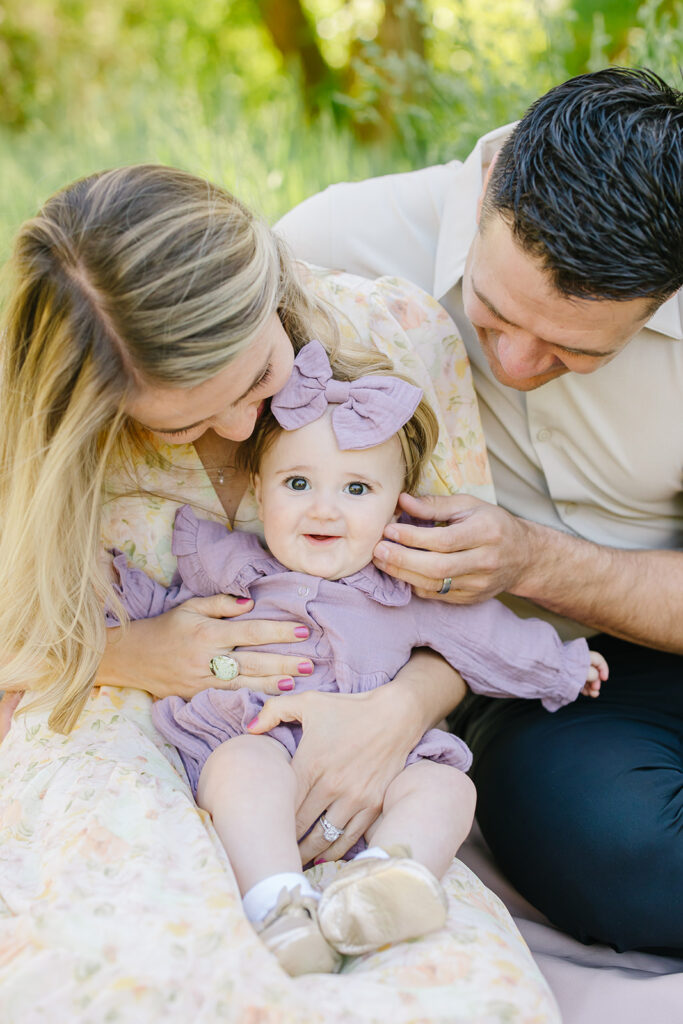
xmin=459 ymin=823 xmax=683 ymax=1024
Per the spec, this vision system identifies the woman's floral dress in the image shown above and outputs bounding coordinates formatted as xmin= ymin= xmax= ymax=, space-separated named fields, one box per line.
xmin=0 ymin=269 xmax=559 ymax=1023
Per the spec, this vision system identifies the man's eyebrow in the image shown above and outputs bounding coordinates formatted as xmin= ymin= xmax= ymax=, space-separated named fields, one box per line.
xmin=145 ymin=352 xmax=272 ymax=433
xmin=471 ymin=281 xmax=617 ymax=358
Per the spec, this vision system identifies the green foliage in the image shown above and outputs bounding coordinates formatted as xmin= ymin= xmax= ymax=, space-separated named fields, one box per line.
xmin=0 ymin=0 xmax=681 ymax=258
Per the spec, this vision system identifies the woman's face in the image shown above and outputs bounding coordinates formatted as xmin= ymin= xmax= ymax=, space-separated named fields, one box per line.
xmin=126 ymin=314 xmax=295 ymax=444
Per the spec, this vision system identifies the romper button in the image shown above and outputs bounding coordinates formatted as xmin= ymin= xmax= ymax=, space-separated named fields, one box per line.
xmin=536 ymin=428 xmax=552 ymax=442
xmin=297 ymin=585 xmax=309 ymax=597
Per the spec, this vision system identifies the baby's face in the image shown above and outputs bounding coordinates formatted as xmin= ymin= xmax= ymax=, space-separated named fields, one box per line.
xmin=255 ymin=410 xmax=405 ymax=580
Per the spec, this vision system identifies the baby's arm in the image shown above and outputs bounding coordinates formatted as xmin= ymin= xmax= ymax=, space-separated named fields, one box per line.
xmin=581 ymin=649 xmax=609 ymax=698
xmin=415 ymin=596 xmax=591 ymax=711
xmin=107 ymin=551 xmax=197 ymax=623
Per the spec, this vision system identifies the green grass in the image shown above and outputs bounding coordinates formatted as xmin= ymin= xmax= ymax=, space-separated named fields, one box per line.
xmin=1 ymin=0 xmax=680 ymax=260
xmin=0 ymin=88 xmax=417 ymax=262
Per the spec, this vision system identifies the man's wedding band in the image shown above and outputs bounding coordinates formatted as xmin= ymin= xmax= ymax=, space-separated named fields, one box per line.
xmin=437 ymin=577 xmax=452 ymax=595
xmin=209 ymin=655 xmax=239 ymax=681
xmin=319 ymin=814 xmax=345 ymax=842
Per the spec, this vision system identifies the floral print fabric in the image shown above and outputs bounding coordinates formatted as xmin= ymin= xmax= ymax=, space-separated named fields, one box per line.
xmin=0 ymin=271 xmax=558 ymax=1022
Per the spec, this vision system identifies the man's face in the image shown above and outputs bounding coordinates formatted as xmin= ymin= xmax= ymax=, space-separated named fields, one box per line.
xmin=462 ymin=213 xmax=654 ymax=392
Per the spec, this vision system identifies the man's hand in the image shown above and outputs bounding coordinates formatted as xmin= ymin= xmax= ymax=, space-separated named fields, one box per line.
xmin=373 ymin=492 xmax=533 ymax=604
xmin=373 ymin=492 xmax=683 ymax=655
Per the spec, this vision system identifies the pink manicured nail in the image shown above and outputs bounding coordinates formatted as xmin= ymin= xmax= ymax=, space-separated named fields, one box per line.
xmin=294 ymin=626 xmax=309 ymax=638
xmin=278 ymin=679 xmax=294 ymax=691
xmin=297 ymin=661 xmax=313 ymax=675
xmin=247 ymin=717 xmax=259 ymax=730
xmin=314 ymin=858 xmax=327 ymax=865
xmin=236 ymin=597 xmax=251 ymax=605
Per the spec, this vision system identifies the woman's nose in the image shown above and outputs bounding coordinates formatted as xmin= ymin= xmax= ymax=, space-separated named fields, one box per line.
xmin=496 ymin=332 xmax=558 ymax=378
xmin=211 ymin=407 xmax=257 ymax=442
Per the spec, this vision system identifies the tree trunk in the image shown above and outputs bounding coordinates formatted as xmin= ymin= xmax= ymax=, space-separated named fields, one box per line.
xmin=257 ymin=0 xmax=328 ymax=99
xmin=377 ymin=0 xmax=426 ymax=59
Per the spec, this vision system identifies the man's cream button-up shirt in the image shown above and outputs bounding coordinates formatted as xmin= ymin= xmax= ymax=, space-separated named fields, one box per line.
xmin=277 ymin=126 xmax=683 ymax=637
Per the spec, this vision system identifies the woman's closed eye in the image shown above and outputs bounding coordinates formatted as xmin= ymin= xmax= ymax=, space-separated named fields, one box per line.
xmin=160 ymin=425 xmax=194 ymax=438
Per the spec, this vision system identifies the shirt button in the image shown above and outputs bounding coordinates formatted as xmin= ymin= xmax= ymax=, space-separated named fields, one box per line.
xmin=536 ymin=428 xmax=552 ymax=442
xmin=297 ymin=585 xmax=310 ymax=597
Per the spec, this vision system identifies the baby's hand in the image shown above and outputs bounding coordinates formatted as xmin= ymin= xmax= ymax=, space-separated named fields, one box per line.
xmin=581 ymin=650 xmax=609 ymax=698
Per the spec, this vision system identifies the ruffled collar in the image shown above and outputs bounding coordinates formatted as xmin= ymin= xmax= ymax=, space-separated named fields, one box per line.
xmin=240 ymin=542 xmax=412 ymax=607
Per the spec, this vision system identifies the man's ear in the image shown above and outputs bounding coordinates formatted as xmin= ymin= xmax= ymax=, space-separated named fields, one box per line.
xmin=254 ymin=474 xmax=263 ymax=517
xmin=476 ymin=149 xmax=500 ymax=225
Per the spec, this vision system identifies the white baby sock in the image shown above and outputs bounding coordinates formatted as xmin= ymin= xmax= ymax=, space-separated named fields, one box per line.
xmin=352 ymin=845 xmax=390 ymax=862
xmin=243 ymin=872 xmax=319 ymax=924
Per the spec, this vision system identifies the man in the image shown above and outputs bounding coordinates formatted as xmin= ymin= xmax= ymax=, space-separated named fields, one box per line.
xmin=277 ymin=67 xmax=683 ymax=954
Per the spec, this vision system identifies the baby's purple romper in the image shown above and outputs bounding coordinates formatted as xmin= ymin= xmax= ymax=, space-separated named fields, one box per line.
xmin=109 ymin=505 xmax=589 ymax=796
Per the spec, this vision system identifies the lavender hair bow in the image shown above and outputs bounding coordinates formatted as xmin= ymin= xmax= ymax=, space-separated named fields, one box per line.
xmin=270 ymin=340 xmax=423 ymax=450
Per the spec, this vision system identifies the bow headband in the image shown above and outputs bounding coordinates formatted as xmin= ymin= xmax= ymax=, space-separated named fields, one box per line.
xmin=270 ymin=340 xmax=423 ymax=450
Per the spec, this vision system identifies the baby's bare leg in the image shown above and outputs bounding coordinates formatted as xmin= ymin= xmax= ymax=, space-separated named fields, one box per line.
xmin=365 ymin=760 xmax=476 ymax=878
xmin=197 ymin=734 xmax=300 ymax=895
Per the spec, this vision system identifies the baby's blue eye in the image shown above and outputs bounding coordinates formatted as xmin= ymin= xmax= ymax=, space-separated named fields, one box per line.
xmin=285 ymin=476 xmax=310 ymax=491
xmin=345 ymin=481 xmax=369 ymax=496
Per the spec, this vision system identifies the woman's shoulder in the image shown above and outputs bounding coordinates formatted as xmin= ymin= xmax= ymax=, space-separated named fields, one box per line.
xmin=299 ymin=263 xmax=447 ymax=329
xmin=299 ymin=263 xmax=495 ymax=503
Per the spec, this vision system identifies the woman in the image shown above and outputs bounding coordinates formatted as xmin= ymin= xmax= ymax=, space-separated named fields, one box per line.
xmin=0 ymin=166 xmax=557 ymax=1021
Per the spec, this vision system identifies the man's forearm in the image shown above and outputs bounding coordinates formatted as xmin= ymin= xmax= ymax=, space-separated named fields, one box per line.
xmin=515 ymin=521 xmax=683 ymax=653
xmin=384 ymin=649 xmax=468 ymax=741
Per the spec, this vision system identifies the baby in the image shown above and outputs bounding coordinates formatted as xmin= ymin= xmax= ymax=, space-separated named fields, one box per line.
xmin=108 ymin=340 xmax=607 ymax=976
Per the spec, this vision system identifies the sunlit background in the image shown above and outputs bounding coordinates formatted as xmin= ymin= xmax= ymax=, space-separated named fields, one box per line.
xmin=1 ymin=0 xmax=681 ymax=254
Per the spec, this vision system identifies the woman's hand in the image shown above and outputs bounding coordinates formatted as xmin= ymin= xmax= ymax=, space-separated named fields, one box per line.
xmin=98 ymin=594 xmax=313 ymax=699
xmin=373 ymin=492 xmax=534 ymax=604
xmin=248 ymin=650 xmax=467 ymax=863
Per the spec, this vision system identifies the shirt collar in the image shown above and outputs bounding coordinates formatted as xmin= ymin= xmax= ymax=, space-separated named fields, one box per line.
xmin=433 ymin=123 xmax=683 ymax=342
xmin=646 ymin=292 xmax=683 ymax=340
xmin=249 ymin=546 xmax=412 ymax=607
xmin=340 ymin=561 xmax=412 ymax=606
xmin=433 ymin=122 xmax=515 ymax=301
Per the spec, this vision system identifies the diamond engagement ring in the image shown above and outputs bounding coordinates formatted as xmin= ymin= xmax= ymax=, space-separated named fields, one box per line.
xmin=209 ymin=654 xmax=240 ymax=681
xmin=437 ymin=577 xmax=452 ymax=595
xmin=319 ymin=814 xmax=345 ymax=842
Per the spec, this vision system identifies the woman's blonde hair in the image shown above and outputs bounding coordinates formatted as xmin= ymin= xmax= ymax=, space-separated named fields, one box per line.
xmin=0 ymin=164 xmax=337 ymax=732
xmin=238 ymin=353 xmax=439 ymax=494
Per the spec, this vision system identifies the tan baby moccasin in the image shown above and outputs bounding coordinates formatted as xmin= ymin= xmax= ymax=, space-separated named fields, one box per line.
xmin=256 ymin=886 xmax=342 ymax=976
xmin=317 ymin=849 xmax=448 ymax=956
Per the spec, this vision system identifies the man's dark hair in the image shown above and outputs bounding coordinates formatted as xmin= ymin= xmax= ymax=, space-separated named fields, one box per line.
xmin=483 ymin=67 xmax=683 ymax=306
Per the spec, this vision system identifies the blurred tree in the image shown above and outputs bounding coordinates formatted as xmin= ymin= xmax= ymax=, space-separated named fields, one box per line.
xmin=339 ymin=0 xmax=432 ymax=144
xmin=257 ymin=0 xmax=331 ymax=110
xmin=564 ymin=0 xmax=677 ymax=73
xmin=378 ymin=0 xmax=426 ymax=57
xmin=566 ymin=0 xmax=639 ymax=72
xmin=0 ymin=0 xmax=680 ymax=155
